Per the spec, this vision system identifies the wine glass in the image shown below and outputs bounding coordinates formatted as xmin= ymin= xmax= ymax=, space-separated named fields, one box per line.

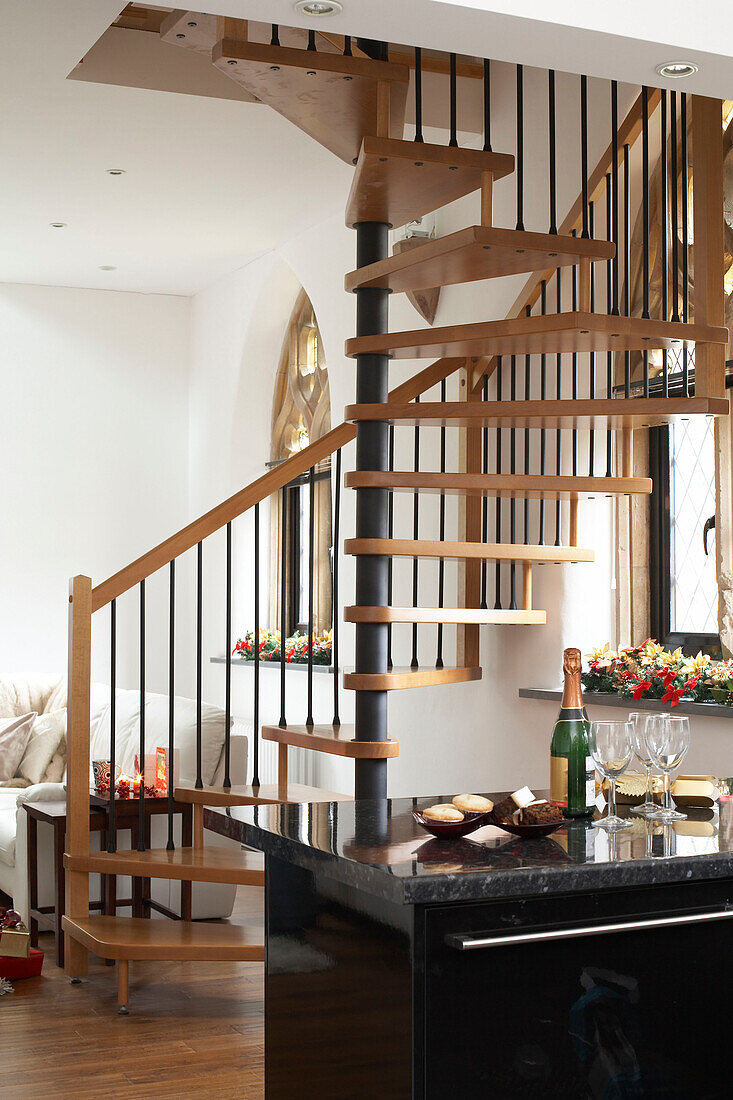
xmin=645 ymin=715 xmax=690 ymax=822
xmin=629 ymin=712 xmax=668 ymax=817
xmin=589 ymin=720 xmax=634 ymax=832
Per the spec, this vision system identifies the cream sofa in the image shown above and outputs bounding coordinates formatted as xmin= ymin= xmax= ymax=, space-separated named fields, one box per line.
xmin=0 ymin=675 xmax=249 ymax=924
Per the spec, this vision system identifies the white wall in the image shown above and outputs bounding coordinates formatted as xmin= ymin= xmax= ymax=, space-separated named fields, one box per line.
xmin=0 ymin=282 xmax=191 ymax=694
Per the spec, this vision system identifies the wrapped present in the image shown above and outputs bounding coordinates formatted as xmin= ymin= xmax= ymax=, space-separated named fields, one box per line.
xmin=671 ymin=775 xmax=721 ymax=808
xmin=0 ymin=948 xmax=44 ymax=980
xmin=0 ymin=922 xmax=30 ymax=959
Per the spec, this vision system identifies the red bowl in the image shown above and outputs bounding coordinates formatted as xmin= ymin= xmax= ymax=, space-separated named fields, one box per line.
xmin=412 ymin=808 xmax=492 ymax=838
xmin=488 ymin=810 xmax=568 ymax=838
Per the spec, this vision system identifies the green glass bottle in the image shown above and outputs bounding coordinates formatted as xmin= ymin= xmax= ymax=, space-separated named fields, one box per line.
xmin=550 ymin=648 xmax=595 ymax=817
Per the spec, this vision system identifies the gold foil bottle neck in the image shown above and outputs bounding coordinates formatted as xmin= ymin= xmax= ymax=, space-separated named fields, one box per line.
xmin=561 ymin=647 xmax=584 ymax=709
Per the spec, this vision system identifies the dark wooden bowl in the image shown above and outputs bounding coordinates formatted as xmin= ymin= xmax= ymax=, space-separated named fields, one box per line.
xmin=488 ymin=810 xmax=568 ymax=838
xmin=411 ymin=808 xmax=492 ymax=838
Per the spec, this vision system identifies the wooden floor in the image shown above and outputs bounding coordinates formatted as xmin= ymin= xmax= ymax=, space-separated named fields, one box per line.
xmin=1 ymin=887 xmax=265 ymax=1099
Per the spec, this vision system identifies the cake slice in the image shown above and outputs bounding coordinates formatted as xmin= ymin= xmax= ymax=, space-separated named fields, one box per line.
xmin=518 ymin=800 xmax=564 ymax=826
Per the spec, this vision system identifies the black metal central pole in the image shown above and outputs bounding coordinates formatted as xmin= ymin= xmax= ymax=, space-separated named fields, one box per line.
xmin=353 ymin=220 xmax=390 ymax=800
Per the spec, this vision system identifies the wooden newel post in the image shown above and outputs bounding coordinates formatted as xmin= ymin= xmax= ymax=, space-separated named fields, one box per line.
xmin=65 ymin=574 xmax=92 ymax=977
xmin=691 ymin=95 xmax=725 ymax=399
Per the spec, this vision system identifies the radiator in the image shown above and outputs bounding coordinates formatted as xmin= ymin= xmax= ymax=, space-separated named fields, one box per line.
xmin=232 ymin=717 xmax=316 ymax=786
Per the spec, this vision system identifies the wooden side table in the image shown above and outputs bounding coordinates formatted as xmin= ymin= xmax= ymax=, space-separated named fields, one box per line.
xmin=25 ymin=795 xmax=194 ymax=968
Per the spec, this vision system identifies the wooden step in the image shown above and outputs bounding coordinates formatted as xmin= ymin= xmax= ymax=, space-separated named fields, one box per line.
xmin=175 ymin=782 xmax=352 ymax=808
xmin=213 ymin=41 xmax=409 ymax=164
xmin=345 ymin=471 xmax=652 ymax=499
xmin=262 ymin=723 xmax=399 ymax=758
xmin=345 ymin=136 xmax=514 ymax=229
xmin=345 ymin=226 xmax=615 ymax=292
xmin=65 ymin=847 xmax=265 ymax=886
xmin=62 ymin=915 xmax=264 ymax=962
xmin=343 ymin=665 xmax=482 ymax=691
xmin=345 ymin=606 xmax=546 ymax=625
xmin=345 ymin=313 xmax=728 ymax=360
xmin=346 ymin=396 xmax=730 ymax=429
xmin=344 ymin=538 xmax=595 ymax=563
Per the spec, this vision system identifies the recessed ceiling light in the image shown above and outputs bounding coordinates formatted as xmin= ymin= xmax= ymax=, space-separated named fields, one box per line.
xmin=49 ymin=222 xmax=67 ymax=228
xmin=656 ymin=61 xmax=698 ymax=78
xmin=99 ymin=265 xmax=117 ymax=271
xmin=106 ymin=168 xmax=126 ymax=176
xmin=294 ymin=1 xmax=343 ymax=16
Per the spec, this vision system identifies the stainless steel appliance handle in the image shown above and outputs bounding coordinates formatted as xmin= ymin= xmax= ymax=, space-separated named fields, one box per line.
xmin=445 ymin=906 xmax=733 ymax=950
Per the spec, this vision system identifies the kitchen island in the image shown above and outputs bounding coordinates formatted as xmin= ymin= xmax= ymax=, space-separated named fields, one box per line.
xmin=207 ymin=795 xmax=733 ymax=1098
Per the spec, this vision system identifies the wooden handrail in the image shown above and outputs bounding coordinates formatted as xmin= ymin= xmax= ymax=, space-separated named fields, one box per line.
xmin=91 ymin=356 xmax=465 ymax=611
xmin=471 ymin=87 xmax=662 ymax=392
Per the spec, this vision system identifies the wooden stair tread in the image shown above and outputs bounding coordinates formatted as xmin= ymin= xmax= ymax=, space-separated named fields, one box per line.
xmin=174 ymin=782 xmax=352 ymax=808
xmin=62 ymin=915 xmax=264 ymax=962
xmin=345 ymin=226 xmax=615 ymax=292
xmin=213 ymin=41 xmax=409 ymax=164
xmin=262 ymin=723 xmax=399 ymax=758
xmin=345 ymin=136 xmax=514 ymax=229
xmin=344 ymin=665 xmax=482 ymax=690
xmin=345 ymin=606 xmax=546 ymax=625
xmin=345 ymin=313 xmax=729 ymax=360
xmin=345 ymin=471 xmax=652 ymax=499
xmin=346 ymin=396 xmax=729 ymax=429
xmin=65 ymin=847 xmax=265 ymax=886
xmin=345 ymin=538 xmax=595 ymax=563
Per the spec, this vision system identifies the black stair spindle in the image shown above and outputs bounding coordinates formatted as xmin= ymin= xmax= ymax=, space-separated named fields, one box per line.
xmin=167 ymin=560 xmax=175 ymax=852
xmin=623 ymin=142 xmax=631 ymax=398
xmin=516 ymin=64 xmax=524 ymax=231
xmin=642 ymin=85 xmax=650 ymax=398
xmin=195 ymin=540 xmax=203 ymax=789
xmin=253 ymin=504 xmax=261 ymax=784
xmin=224 ymin=523 xmax=232 ymax=788
xmin=611 ymin=81 xmax=620 ymax=315
xmin=270 ymin=24 xmax=280 ymax=46
xmin=581 ymin=75 xmax=590 ymax=238
xmin=494 ymin=358 xmax=503 ymax=609
xmin=449 ymin=53 xmax=458 ymax=147
xmin=539 ymin=280 xmax=547 ymax=543
xmin=483 ymin=59 xmax=491 ymax=151
xmin=306 ymin=466 xmax=316 ymax=727
xmin=137 ymin=579 xmax=145 ymax=850
xmin=332 ymin=450 xmax=341 ymax=725
xmin=436 ymin=379 xmax=446 ymax=668
xmin=670 ymin=91 xmax=680 ymax=323
xmin=414 ymin=46 xmax=424 ymax=143
xmin=279 ymin=487 xmax=287 ymax=728
xmin=343 ymin=35 xmax=352 ymax=56
xmin=387 ymin=424 xmax=394 ymax=669
xmin=108 ymin=599 xmax=116 ymax=853
xmin=411 ymin=397 xmax=420 ymax=669
xmin=523 ymin=305 xmax=531 ymax=544
xmin=555 ymin=271 xmax=562 ymax=545
xmin=571 ymin=246 xmax=578 ymax=475
xmin=509 ymin=355 xmax=517 ymax=608
xmin=548 ymin=70 xmax=557 ymax=234
xmin=661 ymin=90 xmax=669 ymax=397
xmin=681 ymin=92 xmax=690 ymax=395
xmin=307 ymin=29 xmax=316 ymax=51
xmin=481 ymin=375 xmax=489 ymax=609
xmin=605 ymin=173 xmax=613 ymax=477
xmin=588 ymin=201 xmax=596 ymax=476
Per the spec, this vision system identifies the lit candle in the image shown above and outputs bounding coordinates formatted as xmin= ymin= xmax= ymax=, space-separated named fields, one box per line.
xmin=133 ymin=773 xmax=142 ymax=796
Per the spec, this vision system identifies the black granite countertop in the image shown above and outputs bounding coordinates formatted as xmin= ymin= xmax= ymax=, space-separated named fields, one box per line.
xmin=205 ymin=794 xmax=733 ymax=906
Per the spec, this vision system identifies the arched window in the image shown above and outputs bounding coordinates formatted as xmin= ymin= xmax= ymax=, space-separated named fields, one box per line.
xmin=269 ymin=290 xmax=332 ymax=638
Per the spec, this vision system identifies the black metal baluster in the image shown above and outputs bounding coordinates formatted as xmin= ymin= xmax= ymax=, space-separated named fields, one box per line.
xmin=539 ymin=281 xmax=547 ymax=542
xmin=681 ymin=92 xmax=689 ymax=395
xmin=307 ymin=29 xmax=316 ymax=51
xmin=343 ymin=35 xmax=352 ymax=56
xmin=195 ymin=540 xmax=203 ymax=789
xmin=306 ymin=466 xmax=315 ymax=727
xmin=523 ymin=306 xmax=531 ymax=544
xmin=548 ymin=70 xmax=557 ymax=234
xmin=224 ymin=522 xmax=232 ymax=788
xmin=436 ymin=380 xmax=446 ymax=667
xmin=481 ymin=375 xmax=489 ymax=609
xmin=449 ymin=53 xmax=458 ymax=147
xmin=483 ymin=59 xmax=491 ymax=151
xmin=611 ymin=81 xmax=620 ymax=315
xmin=137 ymin=580 xmax=145 ymax=850
xmin=411 ymin=397 xmax=420 ymax=668
xmin=270 ymin=24 xmax=280 ymax=46
xmin=516 ymin=64 xmax=524 ymax=230
xmin=670 ymin=91 xmax=680 ymax=324
xmin=642 ymin=85 xmax=650 ymax=398
xmin=581 ymin=74 xmax=589 ymax=237
xmin=509 ymin=355 xmax=517 ymax=607
xmin=332 ymin=451 xmax=341 ymax=725
xmin=605 ymin=173 xmax=613 ymax=476
xmin=661 ymin=90 xmax=669 ymax=397
xmin=589 ymin=201 xmax=596 ymax=475
xmin=571 ymin=247 xmax=578 ymax=475
xmin=253 ymin=504 xmax=261 ymax=783
xmin=387 ymin=425 xmax=394 ymax=669
xmin=167 ymin=560 xmax=175 ymax=851
xmin=414 ymin=46 xmax=423 ymax=143
xmin=623 ymin=142 xmax=631 ymax=398
xmin=555 ymin=272 xmax=562 ymax=544
xmin=108 ymin=599 xmax=116 ymax=853
xmin=494 ymin=358 xmax=503 ymax=609
xmin=279 ymin=487 xmax=287 ymax=728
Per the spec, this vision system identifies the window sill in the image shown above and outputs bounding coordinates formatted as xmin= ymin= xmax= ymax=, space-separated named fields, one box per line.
xmin=518 ymin=687 xmax=733 ymax=719
xmin=210 ymin=657 xmax=334 ymax=674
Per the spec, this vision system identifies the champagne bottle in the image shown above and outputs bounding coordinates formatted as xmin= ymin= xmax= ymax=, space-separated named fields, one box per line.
xmin=550 ymin=648 xmax=595 ymax=817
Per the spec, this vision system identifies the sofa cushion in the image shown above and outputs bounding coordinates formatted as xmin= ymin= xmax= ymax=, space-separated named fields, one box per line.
xmin=0 ymin=804 xmax=17 ymax=866
xmin=0 ymin=676 xmax=64 ymax=720
xmin=18 ymin=711 xmax=66 ymax=786
xmin=0 ymin=713 xmax=36 ymax=781
xmin=90 ymin=690 xmax=230 ymax=786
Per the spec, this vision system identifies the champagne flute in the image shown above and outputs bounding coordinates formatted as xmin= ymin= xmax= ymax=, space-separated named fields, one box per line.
xmin=629 ymin=712 xmax=668 ymax=817
xmin=645 ymin=715 xmax=690 ymax=822
xmin=589 ymin=720 xmax=634 ymax=832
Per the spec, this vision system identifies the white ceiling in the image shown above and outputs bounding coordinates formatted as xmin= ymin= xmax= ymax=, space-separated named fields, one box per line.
xmin=2 ymin=1 xmax=732 ymax=297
